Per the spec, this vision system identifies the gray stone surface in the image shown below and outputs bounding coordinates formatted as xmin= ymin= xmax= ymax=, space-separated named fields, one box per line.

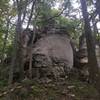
xmin=32 ymin=34 xmax=73 ymax=79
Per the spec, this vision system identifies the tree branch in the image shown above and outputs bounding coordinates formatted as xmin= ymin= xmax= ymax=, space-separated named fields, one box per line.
xmin=22 ymin=0 xmax=28 ymax=24
xmin=26 ymin=0 xmax=37 ymax=28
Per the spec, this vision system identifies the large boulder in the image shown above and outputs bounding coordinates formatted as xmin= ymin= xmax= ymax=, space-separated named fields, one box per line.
xmin=32 ymin=34 xmax=73 ymax=79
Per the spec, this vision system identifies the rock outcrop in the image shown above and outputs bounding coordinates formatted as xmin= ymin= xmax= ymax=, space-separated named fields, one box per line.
xmin=31 ymin=34 xmax=73 ymax=79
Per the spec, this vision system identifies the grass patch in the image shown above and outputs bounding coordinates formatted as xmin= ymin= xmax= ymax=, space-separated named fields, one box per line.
xmin=67 ymin=79 xmax=99 ymax=99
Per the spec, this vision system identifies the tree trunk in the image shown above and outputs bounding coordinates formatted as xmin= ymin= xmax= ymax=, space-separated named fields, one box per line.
xmin=15 ymin=0 xmax=26 ymax=80
xmin=96 ymin=0 xmax=100 ymax=20
xmin=80 ymin=0 xmax=100 ymax=93
xmin=91 ymin=18 xmax=98 ymax=44
xmin=26 ymin=0 xmax=37 ymax=28
xmin=1 ymin=17 xmax=10 ymax=65
xmin=7 ymin=1 xmax=25 ymax=99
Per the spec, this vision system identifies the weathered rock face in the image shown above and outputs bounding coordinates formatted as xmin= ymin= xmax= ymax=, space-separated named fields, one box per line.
xmin=32 ymin=34 xmax=73 ymax=79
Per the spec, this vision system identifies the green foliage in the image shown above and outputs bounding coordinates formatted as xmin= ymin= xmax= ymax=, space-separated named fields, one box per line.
xmin=35 ymin=2 xmax=81 ymax=40
xmin=0 ymin=80 xmax=7 ymax=88
xmin=51 ymin=9 xmax=81 ymax=40
xmin=96 ymin=34 xmax=100 ymax=41
xmin=35 ymin=1 xmax=54 ymax=29
xmin=0 ymin=0 xmax=9 ymax=14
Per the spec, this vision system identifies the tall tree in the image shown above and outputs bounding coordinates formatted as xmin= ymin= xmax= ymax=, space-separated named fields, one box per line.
xmin=80 ymin=0 xmax=100 ymax=93
xmin=95 ymin=0 xmax=100 ymax=20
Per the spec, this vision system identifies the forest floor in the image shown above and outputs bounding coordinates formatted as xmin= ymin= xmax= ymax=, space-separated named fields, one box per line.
xmin=0 ymin=77 xmax=100 ymax=100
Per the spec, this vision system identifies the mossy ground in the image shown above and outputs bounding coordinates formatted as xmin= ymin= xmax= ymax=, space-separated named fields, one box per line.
xmin=0 ymin=77 xmax=99 ymax=100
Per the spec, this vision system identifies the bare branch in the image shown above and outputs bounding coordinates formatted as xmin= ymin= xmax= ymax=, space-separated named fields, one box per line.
xmin=44 ymin=5 xmax=67 ymax=23
xmin=22 ymin=0 xmax=28 ymax=24
xmin=26 ymin=0 xmax=37 ymax=28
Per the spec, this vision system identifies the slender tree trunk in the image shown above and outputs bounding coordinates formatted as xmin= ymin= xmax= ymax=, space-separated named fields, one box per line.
xmin=27 ymin=0 xmax=38 ymax=78
xmin=28 ymin=15 xmax=38 ymax=79
xmin=7 ymin=0 xmax=23 ymax=99
xmin=96 ymin=0 xmax=100 ymax=20
xmin=92 ymin=21 xmax=98 ymax=43
xmin=80 ymin=0 xmax=100 ymax=93
xmin=7 ymin=37 xmax=17 ymax=100
xmin=29 ymin=30 xmax=36 ymax=79
xmin=15 ymin=0 xmax=26 ymax=80
xmin=1 ymin=18 xmax=10 ymax=65
xmin=16 ymin=10 xmax=24 ymax=80
xmin=7 ymin=0 xmax=29 ymax=99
